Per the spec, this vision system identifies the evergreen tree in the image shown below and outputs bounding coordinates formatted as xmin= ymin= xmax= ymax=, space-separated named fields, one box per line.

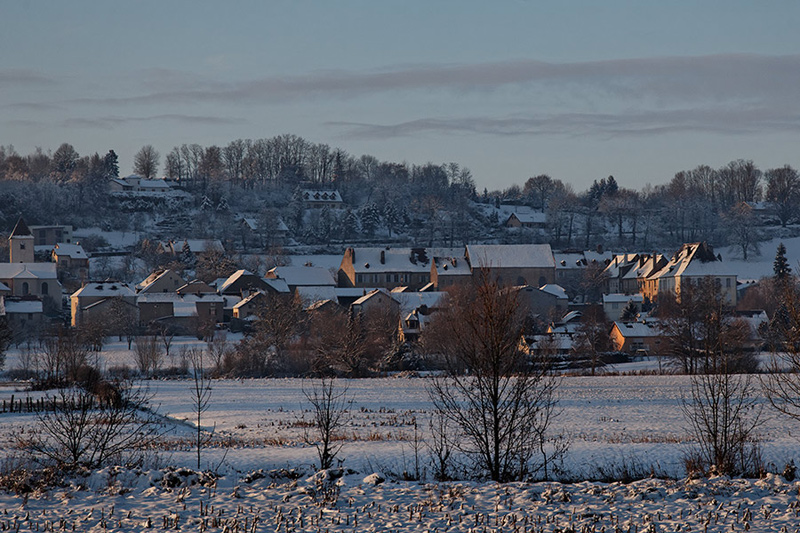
xmin=216 ymin=196 xmax=229 ymax=211
xmin=383 ymin=201 xmax=400 ymax=237
xmin=620 ymin=301 xmax=639 ymax=322
xmin=103 ymin=150 xmax=119 ymax=178
xmin=181 ymin=240 xmax=196 ymax=269
xmin=341 ymin=208 xmax=358 ymax=241
xmin=359 ymin=203 xmax=380 ymax=236
xmin=774 ymin=242 xmax=792 ymax=281
xmin=200 ymin=195 xmax=213 ymax=211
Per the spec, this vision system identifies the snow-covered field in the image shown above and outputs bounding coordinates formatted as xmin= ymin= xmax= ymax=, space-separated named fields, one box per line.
xmin=1 ymin=352 xmax=800 ymax=530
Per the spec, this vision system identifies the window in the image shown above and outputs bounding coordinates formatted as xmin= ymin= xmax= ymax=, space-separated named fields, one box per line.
xmin=22 ymin=282 xmax=29 ymax=295
xmin=726 ymin=278 xmax=731 ymax=288
xmin=41 ymin=282 xmax=48 ymax=295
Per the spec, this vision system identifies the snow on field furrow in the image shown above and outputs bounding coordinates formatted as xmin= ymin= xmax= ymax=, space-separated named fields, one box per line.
xmin=1 ymin=472 xmax=798 ymax=533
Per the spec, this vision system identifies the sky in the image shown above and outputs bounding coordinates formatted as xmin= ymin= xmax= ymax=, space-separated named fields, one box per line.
xmin=2 ymin=1 xmax=799 ymax=192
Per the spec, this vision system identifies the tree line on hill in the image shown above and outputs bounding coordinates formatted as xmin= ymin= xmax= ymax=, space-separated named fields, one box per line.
xmin=1 ymin=138 xmax=799 ymax=256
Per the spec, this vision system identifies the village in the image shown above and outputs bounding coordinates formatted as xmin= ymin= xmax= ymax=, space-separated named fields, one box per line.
xmin=0 ymin=196 xmax=770 ymax=375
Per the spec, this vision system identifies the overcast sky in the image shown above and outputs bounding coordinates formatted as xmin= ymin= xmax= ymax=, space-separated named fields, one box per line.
xmin=2 ymin=1 xmax=799 ymax=191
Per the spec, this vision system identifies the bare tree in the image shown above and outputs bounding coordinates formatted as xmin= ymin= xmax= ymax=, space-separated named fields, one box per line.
xmin=765 ymin=165 xmax=800 ymax=227
xmin=133 ymin=145 xmax=160 ymax=179
xmin=423 ymin=269 xmax=562 ymax=482
xmin=683 ymin=361 xmax=763 ymax=476
xmin=763 ymin=278 xmax=800 ymax=424
xmin=21 ymin=381 xmax=161 ymax=471
xmin=205 ymin=331 xmax=229 ymax=374
xmin=189 ymin=349 xmax=213 ymax=469
xmin=302 ymin=378 xmax=351 ymax=470
xmin=133 ymin=335 xmax=162 ymax=376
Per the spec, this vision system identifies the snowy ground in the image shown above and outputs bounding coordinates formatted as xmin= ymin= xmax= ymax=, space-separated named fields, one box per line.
xmin=2 ymin=339 xmax=800 ymax=530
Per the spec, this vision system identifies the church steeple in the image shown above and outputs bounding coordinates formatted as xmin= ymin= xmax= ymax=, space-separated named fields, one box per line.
xmin=9 ymin=217 xmax=34 ymax=263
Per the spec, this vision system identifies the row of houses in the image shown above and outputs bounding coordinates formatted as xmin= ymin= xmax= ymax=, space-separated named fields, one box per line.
xmin=337 ymin=241 xmax=738 ymax=305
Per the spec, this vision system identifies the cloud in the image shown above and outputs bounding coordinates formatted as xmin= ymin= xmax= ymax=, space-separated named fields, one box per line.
xmin=61 ymin=114 xmax=246 ymax=129
xmin=6 ymin=102 xmax=62 ymax=111
xmin=329 ymin=106 xmax=800 ymax=139
xmin=0 ymin=69 xmax=56 ymax=87
xmin=62 ymin=54 xmax=800 ymax=110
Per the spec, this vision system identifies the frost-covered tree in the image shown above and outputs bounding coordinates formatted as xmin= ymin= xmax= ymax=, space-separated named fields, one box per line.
xmin=133 ymin=145 xmax=160 ymax=179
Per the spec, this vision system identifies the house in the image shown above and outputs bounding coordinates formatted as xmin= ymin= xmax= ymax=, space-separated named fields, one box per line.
xmin=109 ymin=174 xmax=174 ymax=194
xmin=2 ymin=297 xmax=45 ymax=336
xmin=338 ymin=247 xmax=434 ymax=291
xmin=643 ymin=242 xmax=737 ymax=305
xmin=603 ymin=254 xmax=641 ymax=294
xmin=136 ymin=269 xmax=187 ymax=294
xmin=301 ymin=189 xmax=344 ymax=209
xmin=29 ymin=224 xmax=73 ymax=247
xmin=610 ymin=319 xmax=664 ymax=355
xmin=602 ymin=293 xmax=644 ymax=321
xmin=176 ymin=279 xmax=217 ymax=295
xmin=515 ymin=284 xmax=569 ymax=319
xmin=70 ymin=281 xmax=137 ymax=328
xmin=265 ymin=266 xmax=336 ymax=295
xmin=137 ymin=292 xmax=224 ymax=329
xmin=231 ymin=291 xmax=267 ymax=320
xmin=240 ymin=215 xmax=289 ymax=248
xmin=465 ymin=244 xmax=556 ymax=287
xmin=504 ymin=207 xmax=547 ymax=229
xmin=218 ymin=269 xmax=290 ymax=298
xmin=52 ymin=243 xmax=89 ymax=281
xmin=350 ymin=289 xmax=401 ymax=318
xmin=430 ymin=253 xmax=472 ymax=289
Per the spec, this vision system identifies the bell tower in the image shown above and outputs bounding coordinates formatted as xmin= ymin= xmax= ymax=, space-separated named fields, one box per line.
xmin=9 ymin=217 xmax=34 ymax=263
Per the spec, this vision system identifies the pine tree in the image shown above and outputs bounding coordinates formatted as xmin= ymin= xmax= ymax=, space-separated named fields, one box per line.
xmin=181 ymin=240 xmax=196 ymax=269
xmin=216 ymin=196 xmax=229 ymax=211
xmin=359 ymin=203 xmax=380 ymax=236
xmin=200 ymin=195 xmax=213 ymax=211
xmin=774 ymin=242 xmax=792 ymax=281
xmin=103 ymin=150 xmax=119 ymax=179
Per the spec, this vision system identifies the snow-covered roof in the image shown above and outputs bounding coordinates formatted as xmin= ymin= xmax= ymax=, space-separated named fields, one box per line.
xmin=540 ymin=284 xmax=568 ymax=299
xmin=137 ymin=293 xmax=223 ymax=304
xmin=466 ymin=244 xmax=555 ymax=269
xmin=506 ymin=208 xmax=547 ymax=224
xmin=182 ymin=239 xmax=223 ymax=253
xmin=0 ymin=263 xmax=57 ymax=280
xmin=4 ymin=299 xmax=43 ymax=314
xmin=296 ymin=285 xmax=338 ymax=304
xmin=264 ymin=278 xmax=290 ymax=294
xmin=0 ymin=281 xmax=10 ymax=293
xmin=391 ymin=291 xmax=447 ymax=314
xmin=603 ymin=293 xmax=644 ymax=304
xmin=301 ymin=189 xmax=342 ymax=202
xmin=219 ymin=270 xmax=254 ymax=294
xmin=347 ymin=248 xmax=434 ymax=274
xmin=267 ymin=266 xmax=335 ymax=287
xmin=352 ymin=288 xmax=398 ymax=307
xmin=138 ymin=179 xmax=171 ymax=189
xmin=72 ymin=281 xmax=135 ymax=299
xmin=53 ymin=243 xmax=88 ymax=259
xmin=553 ymin=253 xmax=587 ymax=270
xmin=613 ymin=320 xmax=661 ymax=338
xmin=287 ymin=254 xmax=344 ymax=271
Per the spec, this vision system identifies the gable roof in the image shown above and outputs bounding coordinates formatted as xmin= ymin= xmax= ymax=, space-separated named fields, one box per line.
xmin=72 ymin=281 xmax=135 ymax=299
xmin=466 ymin=244 xmax=555 ymax=269
xmin=53 ymin=243 xmax=88 ymax=259
xmin=267 ymin=266 xmax=335 ymax=287
xmin=0 ymin=263 xmax=57 ymax=280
